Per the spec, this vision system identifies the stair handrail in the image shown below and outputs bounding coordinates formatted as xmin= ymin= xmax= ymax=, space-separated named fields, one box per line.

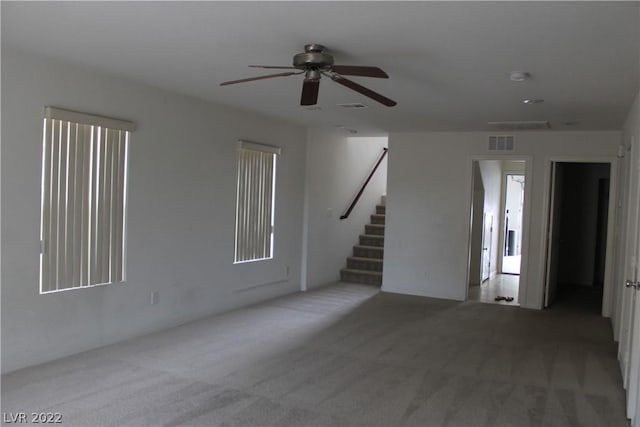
xmin=340 ymin=147 xmax=388 ymax=220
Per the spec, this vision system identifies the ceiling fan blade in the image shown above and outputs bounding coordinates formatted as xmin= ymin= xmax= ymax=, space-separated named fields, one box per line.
xmin=220 ymin=71 xmax=302 ymax=86
xmin=300 ymin=79 xmax=320 ymax=105
xmin=327 ymin=74 xmax=397 ymax=107
xmin=249 ymin=65 xmax=297 ymax=70
xmin=331 ymin=65 xmax=389 ymax=78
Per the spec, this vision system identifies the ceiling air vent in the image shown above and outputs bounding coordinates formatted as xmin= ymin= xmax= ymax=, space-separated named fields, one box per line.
xmin=488 ymin=121 xmax=551 ymax=130
xmin=338 ymin=103 xmax=369 ymax=109
xmin=488 ymin=135 xmax=515 ymax=151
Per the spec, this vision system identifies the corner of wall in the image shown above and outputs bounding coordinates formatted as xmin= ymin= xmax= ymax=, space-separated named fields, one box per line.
xmin=299 ymin=128 xmax=313 ymax=292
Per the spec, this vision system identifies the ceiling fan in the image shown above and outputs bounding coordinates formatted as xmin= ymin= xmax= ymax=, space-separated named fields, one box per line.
xmin=220 ymin=44 xmax=397 ymax=107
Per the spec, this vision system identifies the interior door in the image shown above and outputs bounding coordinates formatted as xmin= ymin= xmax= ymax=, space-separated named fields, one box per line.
xmin=622 ymin=136 xmax=640 ymax=425
xmin=545 ymin=162 xmax=564 ymax=307
xmin=481 ymin=213 xmax=493 ymax=282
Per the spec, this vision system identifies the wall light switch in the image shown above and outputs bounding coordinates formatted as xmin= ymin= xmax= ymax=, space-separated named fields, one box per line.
xmin=151 ymin=291 xmax=159 ymax=305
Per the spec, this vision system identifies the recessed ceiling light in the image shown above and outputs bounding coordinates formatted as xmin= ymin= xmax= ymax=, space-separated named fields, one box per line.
xmin=335 ymin=125 xmax=358 ymax=134
xmin=510 ymin=71 xmax=530 ymax=82
xmin=523 ymin=98 xmax=544 ymax=104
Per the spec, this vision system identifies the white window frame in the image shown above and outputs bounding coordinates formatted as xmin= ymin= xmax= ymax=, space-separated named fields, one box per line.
xmin=233 ymin=140 xmax=280 ymax=264
xmin=39 ymin=107 xmax=135 ymax=293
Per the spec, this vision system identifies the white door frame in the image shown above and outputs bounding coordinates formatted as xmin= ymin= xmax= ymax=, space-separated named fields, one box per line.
xmin=544 ymin=162 xmax=561 ymax=308
xmin=538 ymin=156 xmax=619 ymax=315
xmin=465 ymin=155 xmax=532 ymax=303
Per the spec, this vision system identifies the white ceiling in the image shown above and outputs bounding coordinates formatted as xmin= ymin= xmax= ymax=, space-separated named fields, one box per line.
xmin=3 ymin=1 xmax=639 ymax=135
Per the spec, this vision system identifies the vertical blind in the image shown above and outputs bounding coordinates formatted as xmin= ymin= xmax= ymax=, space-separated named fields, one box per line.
xmin=234 ymin=141 xmax=280 ymax=263
xmin=40 ymin=107 xmax=135 ymax=293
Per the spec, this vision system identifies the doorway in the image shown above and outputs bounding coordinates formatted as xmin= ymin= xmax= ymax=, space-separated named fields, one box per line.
xmin=502 ymin=174 xmax=525 ymax=274
xmin=543 ymin=162 xmax=613 ymax=313
xmin=468 ymin=159 xmax=529 ymax=305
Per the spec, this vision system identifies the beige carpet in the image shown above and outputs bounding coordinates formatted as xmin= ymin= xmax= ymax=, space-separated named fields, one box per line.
xmin=1 ymin=283 xmax=629 ymax=426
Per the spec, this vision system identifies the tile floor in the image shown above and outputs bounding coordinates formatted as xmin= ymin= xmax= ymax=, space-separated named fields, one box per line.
xmin=468 ymin=273 xmax=520 ymax=306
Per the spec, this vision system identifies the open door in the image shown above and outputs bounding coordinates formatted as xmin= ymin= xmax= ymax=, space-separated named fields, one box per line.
xmin=620 ymin=136 xmax=640 ymax=425
xmin=544 ymin=162 xmax=564 ymax=307
xmin=481 ymin=213 xmax=493 ymax=282
xmin=468 ymin=162 xmax=485 ymax=287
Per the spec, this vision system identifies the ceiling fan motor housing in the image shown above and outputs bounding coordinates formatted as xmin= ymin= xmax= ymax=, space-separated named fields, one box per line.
xmin=293 ymin=44 xmax=334 ymax=73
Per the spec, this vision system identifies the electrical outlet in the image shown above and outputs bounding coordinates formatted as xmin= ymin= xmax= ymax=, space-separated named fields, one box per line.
xmin=150 ymin=291 xmax=159 ymax=305
xmin=285 ymin=265 xmax=290 ymax=277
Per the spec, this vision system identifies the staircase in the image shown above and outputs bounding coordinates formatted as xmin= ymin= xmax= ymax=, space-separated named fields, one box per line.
xmin=340 ymin=196 xmax=385 ymax=286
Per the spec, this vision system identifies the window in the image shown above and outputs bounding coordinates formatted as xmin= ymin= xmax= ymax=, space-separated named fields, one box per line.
xmin=234 ymin=140 xmax=280 ymax=263
xmin=39 ymin=107 xmax=135 ymax=293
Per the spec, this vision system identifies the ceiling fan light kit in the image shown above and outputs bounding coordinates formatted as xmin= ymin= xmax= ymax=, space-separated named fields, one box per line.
xmin=221 ymin=44 xmax=397 ymax=107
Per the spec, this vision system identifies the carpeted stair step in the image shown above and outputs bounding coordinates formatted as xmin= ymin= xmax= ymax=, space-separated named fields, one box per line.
xmin=340 ymin=268 xmax=382 ymax=286
xmin=370 ymin=214 xmax=386 ymax=225
xmin=365 ymin=224 xmax=385 ymax=236
xmin=359 ymin=234 xmax=384 ymax=247
xmin=347 ymin=256 xmax=383 ymax=272
xmin=353 ymin=245 xmax=384 ymax=259
xmin=340 ymin=194 xmax=386 ymax=288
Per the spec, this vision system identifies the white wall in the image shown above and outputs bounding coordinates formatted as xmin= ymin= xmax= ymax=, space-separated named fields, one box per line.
xmin=383 ymin=131 xmax=620 ymax=307
xmin=303 ymin=129 xmax=387 ymax=289
xmin=1 ymin=49 xmax=307 ymax=373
